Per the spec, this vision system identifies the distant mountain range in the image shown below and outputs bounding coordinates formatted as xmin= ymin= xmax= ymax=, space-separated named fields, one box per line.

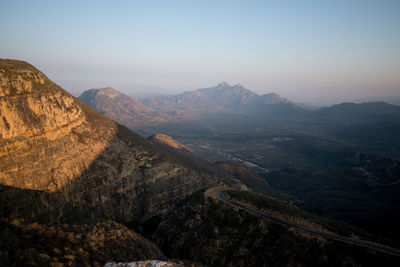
xmin=140 ymin=82 xmax=294 ymax=113
xmin=311 ymin=102 xmax=400 ymax=125
xmin=353 ymin=96 xmax=400 ymax=107
xmin=79 ymin=82 xmax=306 ymax=128
xmin=80 ymin=83 xmax=400 ymax=129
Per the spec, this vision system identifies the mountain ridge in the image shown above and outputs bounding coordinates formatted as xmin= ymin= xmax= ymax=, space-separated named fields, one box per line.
xmin=140 ymin=82 xmax=296 ymax=113
xmin=79 ymin=87 xmax=174 ymax=129
xmin=311 ymin=101 xmax=400 ymax=124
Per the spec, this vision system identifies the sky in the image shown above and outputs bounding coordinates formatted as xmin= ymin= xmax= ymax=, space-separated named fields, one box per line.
xmin=1 ymin=0 xmax=399 ymax=105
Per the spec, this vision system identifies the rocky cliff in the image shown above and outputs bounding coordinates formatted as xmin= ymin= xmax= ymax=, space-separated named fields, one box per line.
xmin=0 ymin=59 xmax=223 ymax=223
xmin=0 ymin=60 xmax=114 ymax=192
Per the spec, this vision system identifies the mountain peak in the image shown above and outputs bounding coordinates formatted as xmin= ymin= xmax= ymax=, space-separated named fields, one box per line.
xmin=0 ymin=59 xmax=36 ymax=71
xmin=79 ymin=87 xmax=174 ymax=128
xmin=96 ymin=87 xmax=121 ymax=98
xmin=233 ymin=83 xmax=244 ymax=88
xmin=141 ymin=82 xmax=298 ymax=113
xmin=258 ymin=92 xmax=291 ymax=105
xmin=217 ymin=81 xmax=230 ymax=87
xmin=0 ymin=58 xmax=62 ymax=97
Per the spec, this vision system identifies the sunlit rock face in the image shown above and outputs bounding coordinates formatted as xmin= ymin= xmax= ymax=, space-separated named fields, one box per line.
xmin=148 ymin=134 xmax=192 ymax=153
xmin=0 ymin=59 xmax=221 ymax=222
xmin=0 ymin=59 xmax=116 ymax=191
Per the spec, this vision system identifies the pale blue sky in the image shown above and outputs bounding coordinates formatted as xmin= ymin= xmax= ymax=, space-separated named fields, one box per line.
xmin=1 ymin=0 xmax=399 ymax=104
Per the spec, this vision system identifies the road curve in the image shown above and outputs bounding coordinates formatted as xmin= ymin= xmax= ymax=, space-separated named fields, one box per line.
xmin=219 ymin=190 xmax=400 ymax=257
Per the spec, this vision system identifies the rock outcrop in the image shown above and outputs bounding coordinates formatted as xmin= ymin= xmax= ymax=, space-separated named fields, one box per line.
xmin=0 ymin=59 xmax=222 ymax=223
xmin=0 ymin=60 xmax=115 ymax=192
xmin=148 ymin=134 xmax=192 ymax=153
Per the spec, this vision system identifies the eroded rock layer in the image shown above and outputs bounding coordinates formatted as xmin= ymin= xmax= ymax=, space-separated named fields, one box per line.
xmin=0 ymin=59 xmax=221 ymax=222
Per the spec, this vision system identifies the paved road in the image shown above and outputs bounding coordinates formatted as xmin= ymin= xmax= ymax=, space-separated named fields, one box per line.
xmin=219 ymin=190 xmax=400 ymax=257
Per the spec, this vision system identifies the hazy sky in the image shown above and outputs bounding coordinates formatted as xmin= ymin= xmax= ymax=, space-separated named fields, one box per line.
xmin=1 ymin=0 xmax=399 ymax=104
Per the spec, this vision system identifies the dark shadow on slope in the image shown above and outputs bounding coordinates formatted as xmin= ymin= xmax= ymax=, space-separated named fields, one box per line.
xmin=150 ymin=190 xmax=400 ymax=267
xmin=0 ymin=123 xmax=225 ymax=225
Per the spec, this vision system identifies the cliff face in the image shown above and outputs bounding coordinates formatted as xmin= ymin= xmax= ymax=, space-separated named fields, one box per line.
xmin=0 ymin=60 xmax=110 ymax=191
xmin=0 ymin=59 xmax=222 ymax=223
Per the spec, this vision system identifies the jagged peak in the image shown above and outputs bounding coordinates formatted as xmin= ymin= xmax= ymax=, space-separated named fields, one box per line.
xmin=262 ymin=92 xmax=280 ymax=97
xmin=81 ymin=87 xmax=122 ymax=99
xmin=259 ymin=92 xmax=292 ymax=105
xmin=233 ymin=83 xmax=244 ymax=88
xmin=217 ymin=81 xmax=230 ymax=87
xmin=97 ymin=87 xmax=121 ymax=98
xmin=0 ymin=58 xmax=70 ymax=97
xmin=98 ymin=87 xmax=118 ymax=92
xmin=207 ymin=82 xmax=255 ymax=95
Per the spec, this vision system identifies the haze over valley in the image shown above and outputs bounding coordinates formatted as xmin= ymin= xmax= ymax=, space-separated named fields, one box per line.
xmin=1 ymin=1 xmax=400 ymax=266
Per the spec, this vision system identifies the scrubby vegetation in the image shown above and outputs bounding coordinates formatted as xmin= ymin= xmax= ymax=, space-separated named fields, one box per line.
xmin=0 ymin=219 xmax=166 ymax=267
xmin=149 ymin=191 xmax=400 ymax=267
xmin=226 ymin=190 xmax=392 ymax=245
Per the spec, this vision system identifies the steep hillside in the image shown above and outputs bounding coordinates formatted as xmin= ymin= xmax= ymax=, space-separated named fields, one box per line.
xmin=0 ymin=59 xmax=223 ymax=223
xmin=147 ymin=190 xmax=400 ymax=267
xmin=0 ymin=220 xmax=167 ymax=266
xmin=215 ymin=161 xmax=281 ymax=198
xmin=79 ymin=87 xmax=174 ymax=129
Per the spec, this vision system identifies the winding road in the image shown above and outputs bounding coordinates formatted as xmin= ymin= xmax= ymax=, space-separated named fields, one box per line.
xmin=219 ymin=190 xmax=400 ymax=257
